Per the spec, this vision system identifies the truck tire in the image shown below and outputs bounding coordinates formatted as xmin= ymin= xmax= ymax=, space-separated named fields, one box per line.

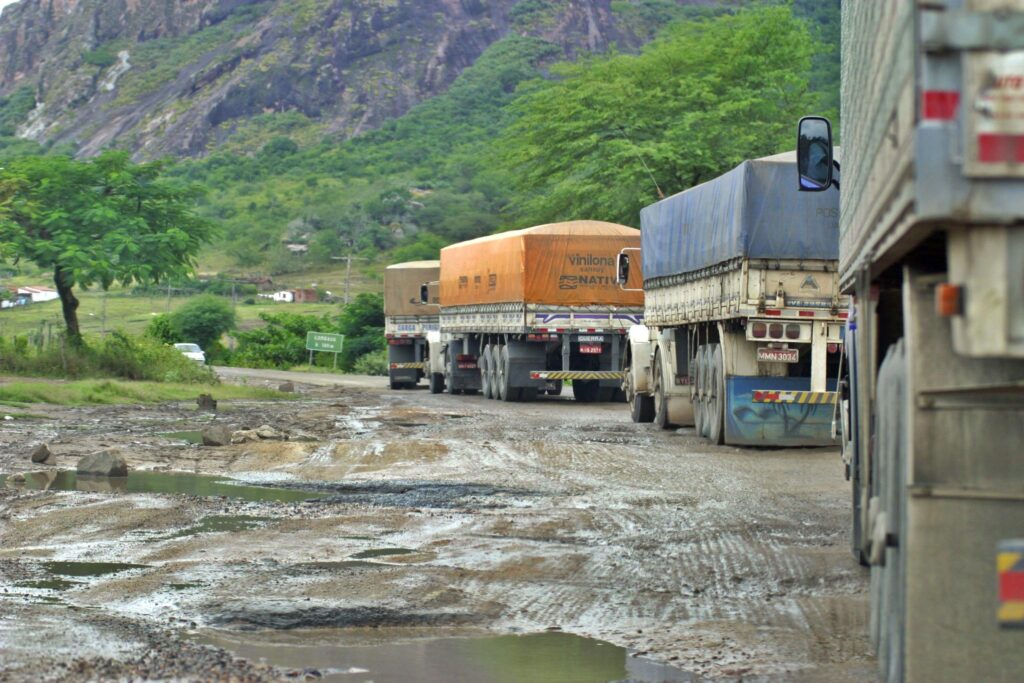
xmin=429 ymin=372 xmax=444 ymax=394
xmin=546 ymin=380 xmax=563 ymax=397
xmin=652 ymin=353 xmax=674 ymax=429
xmin=706 ymin=344 xmax=725 ymax=445
xmin=572 ymin=380 xmax=600 ymax=403
xmin=481 ymin=345 xmax=493 ymax=399
xmin=692 ymin=347 xmax=705 ymax=436
xmin=624 ymin=367 xmax=654 ymax=423
xmin=444 ymin=350 xmax=457 ymax=395
xmin=495 ymin=348 xmax=507 ymax=401
xmin=698 ymin=346 xmax=713 ymax=438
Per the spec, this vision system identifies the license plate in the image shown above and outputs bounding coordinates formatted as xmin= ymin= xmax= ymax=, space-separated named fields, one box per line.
xmin=457 ymin=363 xmax=477 ymax=370
xmin=577 ymin=335 xmax=604 ymax=343
xmin=579 ymin=344 xmax=602 ymax=354
xmin=757 ymin=348 xmax=799 ymax=363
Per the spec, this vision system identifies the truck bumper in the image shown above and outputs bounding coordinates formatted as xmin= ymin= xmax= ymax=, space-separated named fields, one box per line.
xmin=725 ymin=376 xmax=838 ymax=447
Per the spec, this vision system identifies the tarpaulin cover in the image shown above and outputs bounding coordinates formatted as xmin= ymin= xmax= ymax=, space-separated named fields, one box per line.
xmin=439 ymin=221 xmax=643 ymax=307
xmin=384 ymin=260 xmax=440 ymax=316
xmin=640 ymin=152 xmax=839 ymax=281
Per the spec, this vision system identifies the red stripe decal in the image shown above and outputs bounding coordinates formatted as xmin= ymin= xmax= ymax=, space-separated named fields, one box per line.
xmin=978 ymin=133 xmax=1024 ymax=163
xmin=1000 ymin=572 xmax=1024 ymax=602
xmin=923 ymin=90 xmax=960 ymax=120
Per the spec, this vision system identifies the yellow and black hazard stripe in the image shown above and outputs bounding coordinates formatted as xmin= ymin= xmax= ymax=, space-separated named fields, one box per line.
xmin=751 ymin=390 xmax=837 ymax=405
xmin=530 ymin=370 xmax=625 ymax=381
xmin=389 ymin=362 xmax=427 ymax=370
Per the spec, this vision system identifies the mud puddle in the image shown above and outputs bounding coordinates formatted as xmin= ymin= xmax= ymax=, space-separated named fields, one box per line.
xmin=2 ymin=470 xmax=320 ymax=503
xmin=349 ymin=547 xmax=414 ymax=560
xmin=198 ymin=629 xmax=702 ymax=683
xmin=160 ymin=430 xmax=203 ymax=444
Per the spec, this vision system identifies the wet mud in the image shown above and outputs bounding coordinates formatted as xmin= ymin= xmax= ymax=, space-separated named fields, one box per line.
xmin=0 ymin=377 xmax=873 ymax=681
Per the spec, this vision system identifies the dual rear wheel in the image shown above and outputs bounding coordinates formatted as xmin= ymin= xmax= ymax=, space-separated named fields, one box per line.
xmin=692 ymin=344 xmax=725 ymax=444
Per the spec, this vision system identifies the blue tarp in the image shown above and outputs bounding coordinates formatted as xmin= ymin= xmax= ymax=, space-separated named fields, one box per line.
xmin=640 ymin=153 xmax=839 ymax=281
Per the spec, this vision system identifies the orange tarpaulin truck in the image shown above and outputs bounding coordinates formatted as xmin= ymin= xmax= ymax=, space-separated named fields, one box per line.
xmin=384 ymin=261 xmax=440 ymax=390
xmin=422 ymin=221 xmax=644 ymax=401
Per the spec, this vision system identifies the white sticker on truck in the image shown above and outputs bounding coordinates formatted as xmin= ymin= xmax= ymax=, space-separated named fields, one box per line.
xmin=966 ymin=50 xmax=1024 ymax=176
xmin=757 ymin=348 xmax=799 ymax=364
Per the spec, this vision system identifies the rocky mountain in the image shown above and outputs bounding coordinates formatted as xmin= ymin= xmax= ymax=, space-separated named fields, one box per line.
xmin=0 ymin=0 xmax=703 ymax=159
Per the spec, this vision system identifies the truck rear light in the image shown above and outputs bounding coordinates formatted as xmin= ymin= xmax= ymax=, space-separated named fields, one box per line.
xmin=769 ymin=323 xmax=784 ymax=339
xmin=751 ymin=322 xmax=767 ymax=338
xmin=922 ymin=90 xmax=959 ymax=121
xmin=798 ymin=310 xmax=815 ymax=317
xmin=764 ymin=309 xmax=781 ymax=316
xmin=936 ymin=283 xmax=963 ymax=317
xmin=828 ymin=343 xmax=839 ymax=354
xmin=388 ymin=339 xmax=413 ymax=346
xmin=785 ymin=324 xmax=801 ymax=340
xmin=455 ymin=354 xmax=476 ymax=361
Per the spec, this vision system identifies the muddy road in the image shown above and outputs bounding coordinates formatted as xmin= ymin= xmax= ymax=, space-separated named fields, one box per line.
xmin=0 ymin=371 xmax=872 ymax=682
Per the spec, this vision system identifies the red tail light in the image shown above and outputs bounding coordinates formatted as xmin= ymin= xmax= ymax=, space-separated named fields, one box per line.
xmin=785 ymin=324 xmax=801 ymax=340
xmin=769 ymin=323 xmax=784 ymax=339
xmin=751 ymin=322 xmax=767 ymax=338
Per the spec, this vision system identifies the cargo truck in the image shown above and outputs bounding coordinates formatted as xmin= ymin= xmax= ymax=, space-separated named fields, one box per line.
xmin=423 ymin=221 xmax=644 ymax=401
xmin=617 ymin=152 xmax=847 ymax=446
xmin=384 ymin=260 xmax=440 ymax=389
xmin=795 ymin=2 xmax=1024 ymax=681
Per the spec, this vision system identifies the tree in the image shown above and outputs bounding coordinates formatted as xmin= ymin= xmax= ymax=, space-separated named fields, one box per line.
xmin=168 ymin=295 xmax=236 ymax=350
xmin=0 ymin=152 xmax=214 ymax=342
xmin=492 ymin=6 xmax=819 ymax=226
xmin=336 ymin=292 xmax=385 ymax=369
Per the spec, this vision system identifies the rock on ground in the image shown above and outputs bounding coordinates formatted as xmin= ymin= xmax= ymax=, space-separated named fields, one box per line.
xmin=30 ymin=443 xmax=55 ymax=465
xmin=201 ymin=425 xmax=233 ymax=447
xmin=77 ymin=450 xmax=129 ymax=477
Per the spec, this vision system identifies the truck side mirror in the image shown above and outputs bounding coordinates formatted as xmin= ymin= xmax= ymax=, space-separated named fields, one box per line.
xmin=797 ymin=116 xmax=834 ymax=192
xmin=419 ymin=284 xmax=429 ymax=304
xmin=616 ymin=252 xmax=630 ymax=285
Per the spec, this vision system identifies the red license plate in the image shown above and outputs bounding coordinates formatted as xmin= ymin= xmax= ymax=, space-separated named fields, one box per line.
xmin=579 ymin=344 xmax=602 ymax=354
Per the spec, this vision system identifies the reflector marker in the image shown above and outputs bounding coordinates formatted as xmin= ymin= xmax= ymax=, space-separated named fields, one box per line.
xmin=530 ymin=371 xmax=625 ymax=381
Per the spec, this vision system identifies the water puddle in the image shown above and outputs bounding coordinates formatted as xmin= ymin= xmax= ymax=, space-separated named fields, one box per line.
xmin=2 ymin=471 xmax=321 ymax=503
xmin=159 ymin=515 xmax=271 ymax=540
xmin=198 ymin=630 xmax=702 ymax=683
xmin=160 ymin=430 xmax=203 ymax=444
xmin=349 ymin=548 xmax=415 ymax=560
xmin=43 ymin=561 xmax=148 ymax=577
xmin=16 ymin=578 xmax=81 ymax=591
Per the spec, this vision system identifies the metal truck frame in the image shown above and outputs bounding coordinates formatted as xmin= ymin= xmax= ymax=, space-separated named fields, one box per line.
xmin=385 ymin=314 xmax=439 ymax=389
xmin=796 ymin=2 xmax=1024 ymax=680
xmin=619 ymin=255 xmax=847 ymax=445
xmin=425 ymin=303 xmax=643 ymax=401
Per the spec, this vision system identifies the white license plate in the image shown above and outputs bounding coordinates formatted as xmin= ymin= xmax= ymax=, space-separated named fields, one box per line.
xmin=579 ymin=344 xmax=603 ymax=354
xmin=577 ymin=335 xmax=604 ymax=343
xmin=757 ymin=348 xmax=799 ymax=363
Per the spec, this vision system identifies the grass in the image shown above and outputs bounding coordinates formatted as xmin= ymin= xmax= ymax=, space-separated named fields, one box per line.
xmin=0 ymin=291 xmax=345 ymax=338
xmin=0 ymin=379 xmax=290 ymax=406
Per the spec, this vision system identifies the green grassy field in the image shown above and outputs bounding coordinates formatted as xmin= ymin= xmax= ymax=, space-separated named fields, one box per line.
xmin=0 ymin=379 xmax=290 ymax=406
xmin=0 ymin=291 xmax=344 ymax=338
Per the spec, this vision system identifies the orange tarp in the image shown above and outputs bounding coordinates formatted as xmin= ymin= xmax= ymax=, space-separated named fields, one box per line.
xmin=384 ymin=260 xmax=440 ymax=316
xmin=439 ymin=221 xmax=643 ymax=308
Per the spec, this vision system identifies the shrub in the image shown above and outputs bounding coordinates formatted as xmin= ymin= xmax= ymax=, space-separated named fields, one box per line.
xmin=351 ymin=348 xmax=388 ymax=376
xmin=146 ymin=314 xmax=177 ymax=344
xmin=168 ymin=295 xmax=236 ymax=350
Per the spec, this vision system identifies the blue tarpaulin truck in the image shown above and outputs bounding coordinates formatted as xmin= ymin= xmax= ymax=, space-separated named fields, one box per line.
xmin=618 ymin=151 xmax=848 ymax=446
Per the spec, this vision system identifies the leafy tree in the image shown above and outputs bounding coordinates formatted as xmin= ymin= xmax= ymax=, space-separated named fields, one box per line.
xmin=0 ymin=152 xmax=213 ymax=342
xmin=336 ymin=292 xmax=385 ymax=369
xmin=232 ymin=311 xmax=333 ymax=368
xmin=146 ymin=313 xmax=177 ymax=344
xmin=167 ymin=295 xmax=236 ymax=350
xmin=492 ymin=5 xmax=818 ymax=226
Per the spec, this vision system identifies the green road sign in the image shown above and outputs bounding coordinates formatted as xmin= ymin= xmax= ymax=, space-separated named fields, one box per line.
xmin=306 ymin=332 xmax=344 ymax=353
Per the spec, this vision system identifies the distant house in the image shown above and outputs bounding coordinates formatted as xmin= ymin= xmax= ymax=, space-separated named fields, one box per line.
xmin=17 ymin=286 xmax=59 ymax=303
xmin=285 ymin=243 xmax=309 ymax=255
xmin=293 ymin=288 xmax=318 ymax=303
xmin=270 ymin=290 xmax=295 ymax=303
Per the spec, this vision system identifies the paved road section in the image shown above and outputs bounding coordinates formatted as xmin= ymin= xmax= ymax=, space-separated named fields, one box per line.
xmin=0 ymin=371 xmax=872 ymax=681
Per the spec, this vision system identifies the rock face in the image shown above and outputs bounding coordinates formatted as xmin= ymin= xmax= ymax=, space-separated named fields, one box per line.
xmin=77 ymin=450 xmax=129 ymax=477
xmin=30 ymin=443 xmax=55 ymax=465
xmin=0 ymin=0 xmax=653 ymax=159
xmin=201 ymin=425 xmax=233 ymax=447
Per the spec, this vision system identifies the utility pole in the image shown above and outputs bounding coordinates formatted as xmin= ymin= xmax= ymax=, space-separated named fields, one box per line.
xmin=331 ymin=253 xmax=368 ymax=304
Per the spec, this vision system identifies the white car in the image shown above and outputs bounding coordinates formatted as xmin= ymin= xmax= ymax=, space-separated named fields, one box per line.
xmin=173 ymin=343 xmax=206 ymax=364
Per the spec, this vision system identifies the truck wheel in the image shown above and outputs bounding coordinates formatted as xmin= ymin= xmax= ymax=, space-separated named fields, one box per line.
xmin=691 ymin=347 xmax=704 ymax=436
xmin=481 ymin=345 xmax=493 ymax=399
xmin=429 ymin=372 xmax=444 ymax=394
xmin=630 ymin=391 xmax=655 ymax=423
xmin=546 ymin=380 xmax=563 ymax=396
xmin=652 ymin=353 xmax=674 ymax=429
xmin=706 ymin=344 xmax=725 ymax=445
xmin=444 ymin=350 xmax=457 ymax=395
xmin=495 ymin=348 xmax=507 ymax=401
xmin=698 ymin=347 xmax=713 ymax=438
xmin=572 ymin=380 xmax=600 ymax=403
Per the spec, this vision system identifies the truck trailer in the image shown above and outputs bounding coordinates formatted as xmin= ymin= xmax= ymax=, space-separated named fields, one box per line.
xmin=424 ymin=221 xmax=644 ymax=401
xmin=796 ymin=2 xmax=1024 ymax=681
xmin=618 ymin=152 xmax=847 ymax=446
xmin=384 ymin=260 xmax=440 ymax=390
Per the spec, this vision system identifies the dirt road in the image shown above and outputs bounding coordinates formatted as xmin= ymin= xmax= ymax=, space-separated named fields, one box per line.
xmin=0 ymin=370 xmax=872 ymax=682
